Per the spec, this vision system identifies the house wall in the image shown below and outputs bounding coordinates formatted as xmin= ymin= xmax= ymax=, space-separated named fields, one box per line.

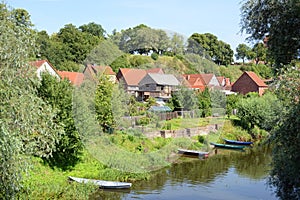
xmin=209 ymin=75 xmax=220 ymax=86
xmin=231 ymin=73 xmax=259 ymax=95
xmin=36 ymin=62 xmax=59 ymax=80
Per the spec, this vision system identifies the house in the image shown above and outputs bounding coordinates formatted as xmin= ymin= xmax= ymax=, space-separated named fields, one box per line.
xmin=29 ymin=60 xmax=60 ymax=79
xmin=231 ymin=71 xmax=268 ymax=96
xmin=138 ymin=73 xmax=180 ymax=100
xmin=57 ymin=71 xmax=84 ymax=86
xmin=200 ymin=73 xmax=220 ymax=87
xmin=182 ymin=74 xmax=206 ymax=91
xmin=216 ymin=76 xmax=226 ymax=87
xmin=83 ymin=64 xmax=116 ymax=83
xmin=116 ymin=68 xmax=164 ymax=96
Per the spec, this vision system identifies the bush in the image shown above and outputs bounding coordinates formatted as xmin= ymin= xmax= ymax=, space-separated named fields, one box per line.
xmin=151 ymin=52 xmax=159 ymax=60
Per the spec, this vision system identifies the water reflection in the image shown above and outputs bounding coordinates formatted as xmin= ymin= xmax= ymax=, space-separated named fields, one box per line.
xmin=91 ymin=146 xmax=275 ymax=199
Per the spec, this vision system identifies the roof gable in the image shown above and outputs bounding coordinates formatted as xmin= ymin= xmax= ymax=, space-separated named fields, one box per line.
xmin=244 ymin=71 xmax=267 ymax=87
xmin=144 ymin=73 xmax=180 ymax=86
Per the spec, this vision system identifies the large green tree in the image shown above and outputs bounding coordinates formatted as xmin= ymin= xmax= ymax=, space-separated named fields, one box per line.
xmin=269 ymin=66 xmax=300 ymax=199
xmin=95 ymin=75 xmax=115 ymax=132
xmin=187 ymin=33 xmax=233 ymax=65
xmin=37 ymin=74 xmax=82 ymax=170
xmin=235 ymin=43 xmax=253 ymax=64
xmin=240 ymin=0 xmax=300 ymax=66
xmin=0 ymin=4 xmax=62 ymax=198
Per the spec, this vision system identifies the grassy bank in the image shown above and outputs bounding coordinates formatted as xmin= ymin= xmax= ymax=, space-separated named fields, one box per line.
xmin=21 ymin=118 xmax=254 ymax=199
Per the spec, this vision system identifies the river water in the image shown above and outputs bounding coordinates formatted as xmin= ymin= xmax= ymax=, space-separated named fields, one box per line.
xmin=93 ymin=146 xmax=277 ymax=200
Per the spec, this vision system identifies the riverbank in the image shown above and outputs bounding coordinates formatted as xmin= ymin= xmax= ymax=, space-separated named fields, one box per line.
xmin=21 ymin=118 xmax=256 ymax=199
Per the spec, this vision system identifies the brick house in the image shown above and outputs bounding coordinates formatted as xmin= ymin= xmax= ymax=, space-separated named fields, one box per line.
xmin=231 ymin=71 xmax=268 ymax=96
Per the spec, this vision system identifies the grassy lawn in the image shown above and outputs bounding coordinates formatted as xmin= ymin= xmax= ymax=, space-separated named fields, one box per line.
xmin=161 ymin=117 xmax=210 ymax=130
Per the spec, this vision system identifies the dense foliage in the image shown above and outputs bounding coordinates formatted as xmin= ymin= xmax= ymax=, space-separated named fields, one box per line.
xmin=37 ymin=74 xmax=83 ymax=170
xmin=0 ymin=3 xmax=62 ymax=199
xmin=236 ymin=92 xmax=283 ymax=133
xmin=187 ymin=33 xmax=234 ymax=65
xmin=269 ymin=66 xmax=300 ymax=199
xmin=240 ymin=0 xmax=300 ymax=66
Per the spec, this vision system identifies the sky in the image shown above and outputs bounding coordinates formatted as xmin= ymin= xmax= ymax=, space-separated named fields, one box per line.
xmin=5 ymin=0 xmax=250 ymax=55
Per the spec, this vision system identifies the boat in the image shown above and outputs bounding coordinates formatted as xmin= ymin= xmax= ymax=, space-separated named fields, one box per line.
xmin=223 ymin=139 xmax=253 ymax=145
xmin=210 ymin=142 xmax=246 ymax=150
xmin=68 ymin=176 xmax=132 ymax=189
xmin=178 ymin=149 xmax=209 ymax=158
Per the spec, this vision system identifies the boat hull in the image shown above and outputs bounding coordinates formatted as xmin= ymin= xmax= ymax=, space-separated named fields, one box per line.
xmin=68 ymin=176 xmax=132 ymax=189
xmin=178 ymin=149 xmax=209 ymax=158
xmin=210 ymin=142 xmax=245 ymax=150
xmin=224 ymin=139 xmax=253 ymax=145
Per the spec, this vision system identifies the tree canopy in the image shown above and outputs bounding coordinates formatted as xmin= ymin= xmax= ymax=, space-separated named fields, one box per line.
xmin=187 ymin=33 xmax=233 ymax=65
xmin=240 ymin=0 xmax=300 ymax=66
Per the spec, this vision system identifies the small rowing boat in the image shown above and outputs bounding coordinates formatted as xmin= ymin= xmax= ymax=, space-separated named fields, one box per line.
xmin=210 ymin=142 xmax=246 ymax=150
xmin=223 ymin=139 xmax=253 ymax=145
xmin=68 ymin=176 xmax=132 ymax=189
xmin=178 ymin=149 xmax=209 ymax=158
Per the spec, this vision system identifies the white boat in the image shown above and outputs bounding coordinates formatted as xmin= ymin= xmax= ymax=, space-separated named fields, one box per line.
xmin=68 ymin=176 xmax=132 ymax=189
xmin=178 ymin=149 xmax=209 ymax=158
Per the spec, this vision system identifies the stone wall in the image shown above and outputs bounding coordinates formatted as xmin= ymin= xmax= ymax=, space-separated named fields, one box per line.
xmin=143 ymin=124 xmax=218 ymax=139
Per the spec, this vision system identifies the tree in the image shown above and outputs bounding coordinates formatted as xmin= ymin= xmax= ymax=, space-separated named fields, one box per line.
xmin=235 ymin=43 xmax=252 ymax=64
xmin=37 ymin=74 xmax=82 ymax=170
xmin=0 ymin=4 xmax=62 ymax=198
xmin=252 ymin=42 xmax=267 ymax=65
xmin=187 ymin=33 xmax=233 ymax=65
xmin=240 ymin=0 xmax=300 ymax=66
xmin=236 ymin=92 xmax=283 ymax=133
xmin=170 ymin=33 xmax=185 ymax=55
xmin=269 ymin=66 xmax=300 ymax=199
xmin=95 ymin=75 xmax=115 ymax=132
xmin=79 ymin=22 xmax=106 ymax=38
xmin=171 ymin=86 xmax=198 ymax=111
xmin=84 ymin=39 xmax=123 ymax=66
xmin=197 ymin=88 xmax=211 ymax=117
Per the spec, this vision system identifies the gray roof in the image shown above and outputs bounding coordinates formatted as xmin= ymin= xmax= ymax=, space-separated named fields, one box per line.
xmin=147 ymin=73 xmax=180 ymax=86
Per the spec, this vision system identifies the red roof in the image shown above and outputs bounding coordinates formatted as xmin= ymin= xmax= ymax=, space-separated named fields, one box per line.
xmin=121 ymin=69 xmax=147 ymax=86
xmin=244 ymin=71 xmax=267 ymax=87
xmin=118 ymin=68 xmax=164 ymax=86
xmin=182 ymin=74 xmax=205 ymax=90
xmin=57 ymin=71 xmax=84 ymax=86
xmin=216 ymin=76 xmax=225 ymax=86
xmin=200 ymin=74 xmax=214 ymax=85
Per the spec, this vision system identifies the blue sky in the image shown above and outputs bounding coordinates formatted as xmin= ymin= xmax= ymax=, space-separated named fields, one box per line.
xmin=5 ymin=0 xmax=249 ymax=53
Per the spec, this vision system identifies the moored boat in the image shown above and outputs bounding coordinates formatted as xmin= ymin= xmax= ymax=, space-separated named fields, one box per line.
xmin=223 ymin=139 xmax=253 ymax=145
xmin=178 ymin=149 xmax=209 ymax=158
xmin=68 ymin=176 xmax=132 ymax=189
xmin=210 ymin=142 xmax=246 ymax=150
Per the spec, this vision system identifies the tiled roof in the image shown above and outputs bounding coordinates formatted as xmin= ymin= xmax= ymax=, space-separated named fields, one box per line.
xmin=57 ymin=71 xmax=84 ymax=86
xmin=245 ymin=71 xmax=267 ymax=87
xmin=200 ymin=74 xmax=214 ymax=85
xmin=122 ymin=69 xmax=147 ymax=86
xmin=147 ymin=73 xmax=180 ymax=86
xmin=89 ymin=65 xmax=115 ymax=75
xmin=216 ymin=76 xmax=225 ymax=86
xmin=146 ymin=68 xmax=164 ymax=74
xmin=182 ymin=74 xmax=205 ymax=89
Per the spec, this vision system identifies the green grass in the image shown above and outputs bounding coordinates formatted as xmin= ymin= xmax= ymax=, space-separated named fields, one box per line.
xmin=162 ymin=117 xmax=210 ymax=130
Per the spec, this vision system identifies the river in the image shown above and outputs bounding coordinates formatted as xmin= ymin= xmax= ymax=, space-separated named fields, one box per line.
xmin=92 ymin=146 xmax=277 ymax=200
